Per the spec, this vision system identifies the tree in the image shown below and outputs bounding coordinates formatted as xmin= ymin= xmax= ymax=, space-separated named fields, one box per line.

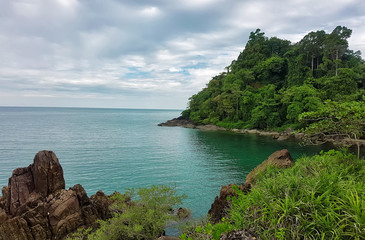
xmin=299 ymin=101 xmax=365 ymax=157
xmin=299 ymin=30 xmax=327 ymax=74
xmin=324 ymin=26 xmax=352 ymax=76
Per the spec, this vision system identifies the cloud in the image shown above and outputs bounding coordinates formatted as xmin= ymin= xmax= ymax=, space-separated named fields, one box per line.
xmin=0 ymin=0 xmax=364 ymax=109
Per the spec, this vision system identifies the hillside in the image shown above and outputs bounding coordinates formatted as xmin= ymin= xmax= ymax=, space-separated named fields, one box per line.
xmin=182 ymin=26 xmax=365 ymax=142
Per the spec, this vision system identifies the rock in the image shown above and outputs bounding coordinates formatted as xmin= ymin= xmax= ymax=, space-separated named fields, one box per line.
xmin=8 ymin=166 xmax=36 ymax=215
xmin=157 ymin=236 xmax=180 ymax=240
xmin=245 ymin=149 xmax=293 ymax=185
xmin=32 ymin=151 xmax=65 ymax=197
xmin=219 ymin=229 xmax=257 ymax=240
xmin=0 ymin=209 xmax=7 ymax=224
xmin=0 ymin=186 xmax=9 ymax=211
xmin=277 ymin=135 xmax=290 ymax=141
xmin=70 ymin=184 xmax=90 ymax=206
xmin=208 ymin=183 xmax=251 ymax=224
xmin=89 ymin=191 xmax=113 ymax=220
xmin=0 ymin=150 xmax=113 ymax=240
xmin=0 ymin=217 xmax=34 ymax=240
xmin=158 ymin=116 xmax=196 ymax=128
xmin=196 ymin=124 xmax=226 ymax=131
xmin=177 ymin=207 xmax=191 ymax=219
xmin=47 ymin=189 xmax=82 ymax=237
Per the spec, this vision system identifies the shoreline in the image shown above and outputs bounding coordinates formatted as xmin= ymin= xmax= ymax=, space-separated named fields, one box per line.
xmin=158 ymin=117 xmax=365 ymax=150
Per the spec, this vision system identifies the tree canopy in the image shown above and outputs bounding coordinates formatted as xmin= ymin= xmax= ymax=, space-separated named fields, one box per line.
xmin=182 ymin=26 xmax=365 ymax=139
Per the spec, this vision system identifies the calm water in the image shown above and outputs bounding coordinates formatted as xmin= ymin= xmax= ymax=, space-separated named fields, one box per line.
xmin=0 ymin=107 xmax=326 ymax=217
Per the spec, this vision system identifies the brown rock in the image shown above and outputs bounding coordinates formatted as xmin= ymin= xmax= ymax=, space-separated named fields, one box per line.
xmin=1 ymin=186 xmax=9 ymax=213
xmin=70 ymin=184 xmax=90 ymax=206
xmin=245 ymin=149 xmax=293 ymax=185
xmin=0 ymin=150 xmax=114 ymax=240
xmin=89 ymin=191 xmax=113 ymax=220
xmin=8 ymin=166 xmax=35 ymax=215
xmin=208 ymin=183 xmax=251 ymax=224
xmin=0 ymin=217 xmax=34 ymax=240
xmin=32 ymin=151 xmax=65 ymax=196
xmin=47 ymin=189 xmax=82 ymax=236
xmin=0 ymin=209 xmax=7 ymax=224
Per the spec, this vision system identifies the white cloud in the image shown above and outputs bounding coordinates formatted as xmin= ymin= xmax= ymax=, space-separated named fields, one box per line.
xmin=140 ymin=6 xmax=161 ymax=17
xmin=0 ymin=0 xmax=364 ymax=109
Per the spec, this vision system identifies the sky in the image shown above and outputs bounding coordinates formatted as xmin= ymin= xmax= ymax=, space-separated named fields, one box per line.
xmin=1 ymin=0 xmax=365 ymax=109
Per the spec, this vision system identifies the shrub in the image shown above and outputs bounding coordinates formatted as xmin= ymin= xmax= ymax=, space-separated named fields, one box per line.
xmin=68 ymin=185 xmax=186 ymax=240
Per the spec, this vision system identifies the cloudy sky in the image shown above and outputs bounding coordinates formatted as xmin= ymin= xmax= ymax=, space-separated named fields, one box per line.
xmin=1 ymin=0 xmax=364 ymax=109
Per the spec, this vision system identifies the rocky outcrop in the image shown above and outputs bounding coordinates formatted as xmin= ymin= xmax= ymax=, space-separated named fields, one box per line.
xmin=208 ymin=183 xmax=251 ymax=224
xmin=245 ymin=149 xmax=293 ymax=185
xmin=158 ymin=116 xmax=196 ymax=128
xmin=0 ymin=150 xmax=113 ymax=240
xmin=208 ymin=149 xmax=294 ymax=224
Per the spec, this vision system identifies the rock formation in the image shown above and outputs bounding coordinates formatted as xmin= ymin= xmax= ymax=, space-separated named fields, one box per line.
xmin=209 ymin=149 xmax=293 ymax=224
xmin=245 ymin=149 xmax=293 ymax=185
xmin=158 ymin=116 xmax=196 ymax=128
xmin=208 ymin=183 xmax=251 ymax=224
xmin=0 ymin=150 xmax=112 ymax=240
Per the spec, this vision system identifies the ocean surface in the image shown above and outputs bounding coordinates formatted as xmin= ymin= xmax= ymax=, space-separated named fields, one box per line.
xmin=0 ymin=107 xmax=327 ymax=218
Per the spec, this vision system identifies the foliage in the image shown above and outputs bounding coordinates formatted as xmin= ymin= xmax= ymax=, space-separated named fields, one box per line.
xmin=182 ymin=26 xmax=365 ymax=134
xmin=299 ymin=100 xmax=365 ymax=140
xmin=182 ymin=150 xmax=365 ymax=239
xmin=68 ymin=185 xmax=186 ymax=240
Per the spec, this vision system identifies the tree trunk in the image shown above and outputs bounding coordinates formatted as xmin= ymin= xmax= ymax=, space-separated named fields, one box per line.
xmin=335 ymin=49 xmax=339 ymax=76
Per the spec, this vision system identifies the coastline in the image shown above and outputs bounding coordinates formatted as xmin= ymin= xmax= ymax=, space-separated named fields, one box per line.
xmin=158 ymin=117 xmax=365 ymax=150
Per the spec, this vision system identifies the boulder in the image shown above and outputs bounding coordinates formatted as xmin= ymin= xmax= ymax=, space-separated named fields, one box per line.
xmin=245 ymin=149 xmax=293 ymax=185
xmin=208 ymin=183 xmax=251 ymax=224
xmin=32 ymin=151 xmax=65 ymax=197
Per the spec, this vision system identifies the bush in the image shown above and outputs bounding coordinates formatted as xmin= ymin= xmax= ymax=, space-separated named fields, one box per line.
xmin=68 ymin=185 xmax=186 ymax=240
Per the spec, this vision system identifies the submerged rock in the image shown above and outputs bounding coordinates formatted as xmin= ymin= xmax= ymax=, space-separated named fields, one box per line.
xmin=0 ymin=150 xmax=113 ymax=240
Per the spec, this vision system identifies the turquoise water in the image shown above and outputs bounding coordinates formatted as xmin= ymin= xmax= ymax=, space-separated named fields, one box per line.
xmin=0 ymin=107 xmax=326 ymax=217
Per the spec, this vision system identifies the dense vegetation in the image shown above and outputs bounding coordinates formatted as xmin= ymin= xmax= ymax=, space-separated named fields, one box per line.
xmin=182 ymin=26 xmax=365 ymax=139
xmin=181 ymin=150 xmax=365 ymax=239
xmin=68 ymin=185 xmax=186 ymax=240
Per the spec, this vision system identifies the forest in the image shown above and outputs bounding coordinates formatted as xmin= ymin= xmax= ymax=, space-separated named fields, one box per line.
xmin=182 ymin=26 xmax=365 ymax=140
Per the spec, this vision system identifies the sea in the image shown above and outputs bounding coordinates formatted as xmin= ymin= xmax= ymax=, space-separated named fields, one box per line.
xmin=0 ymin=107 xmax=327 ymax=219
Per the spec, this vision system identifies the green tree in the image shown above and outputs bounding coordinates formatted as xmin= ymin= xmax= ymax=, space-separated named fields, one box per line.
xmin=324 ymin=26 xmax=352 ymax=76
xmin=299 ymin=101 xmax=365 ymax=157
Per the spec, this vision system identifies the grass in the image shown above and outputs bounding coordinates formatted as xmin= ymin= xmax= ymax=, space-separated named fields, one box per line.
xmin=181 ymin=150 xmax=365 ymax=239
